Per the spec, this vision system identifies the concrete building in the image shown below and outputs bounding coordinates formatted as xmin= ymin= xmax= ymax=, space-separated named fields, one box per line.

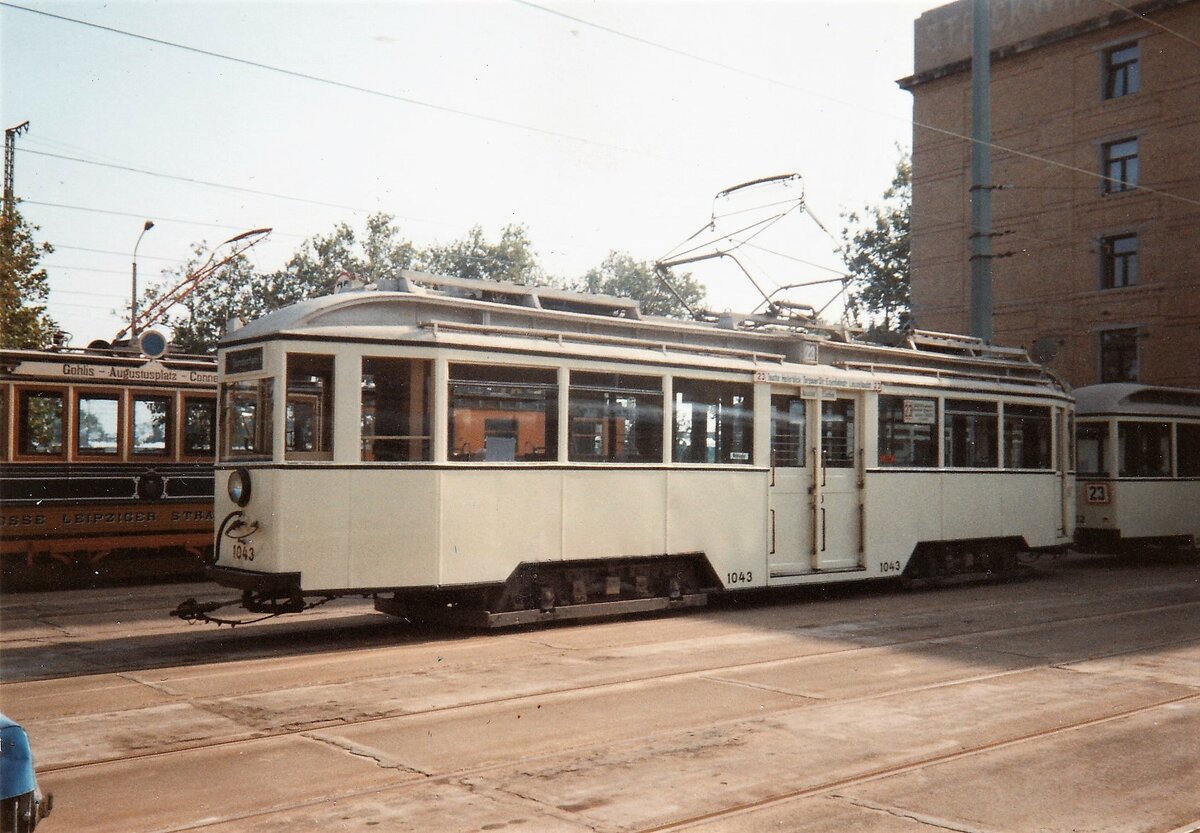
xmin=900 ymin=0 xmax=1200 ymax=388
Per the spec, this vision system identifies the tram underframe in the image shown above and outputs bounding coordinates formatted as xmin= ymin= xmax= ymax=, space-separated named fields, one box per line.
xmin=375 ymin=553 xmax=719 ymax=627
xmin=900 ymin=538 xmax=1030 ymax=586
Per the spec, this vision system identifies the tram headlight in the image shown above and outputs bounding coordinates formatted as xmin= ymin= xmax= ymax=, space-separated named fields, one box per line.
xmin=227 ymin=468 xmax=252 ymax=507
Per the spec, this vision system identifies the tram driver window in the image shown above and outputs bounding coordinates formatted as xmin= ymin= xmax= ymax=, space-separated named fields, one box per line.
xmin=672 ymin=379 xmax=753 ymax=465
xmin=77 ymin=393 xmax=120 ymax=456
xmin=132 ymin=395 xmax=172 ymax=456
xmin=877 ymin=395 xmax=936 ymax=467
xmin=1076 ymin=421 xmax=1109 ymax=476
xmin=448 ymin=364 xmax=558 ymax=462
xmin=944 ymin=399 xmax=998 ymax=468
xmin=221 ymin=379 xmax=274 ymax=461
xmin=286 ymin=354 xmax=334 ymax=460
xmin=1003 ymin=404 xmax=1052 ymax=469
xmin=18 ymin=390 xmax=63 ymax=456
xmin=361 ymin=357 xmax=432 ymax=462
xmin=1118 ymin=421 xmax=1170 ymax=477
xmin=568 ymin=372 xmax=663 ymax=463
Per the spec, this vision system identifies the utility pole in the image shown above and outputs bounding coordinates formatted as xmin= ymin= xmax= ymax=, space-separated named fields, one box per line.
xmin=4 ymin=120 xmax=30 ymax=225
xmin=969 ymin=0 xmax=993 ymax=342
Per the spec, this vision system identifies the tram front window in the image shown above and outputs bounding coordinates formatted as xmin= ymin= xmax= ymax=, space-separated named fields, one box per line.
xmin=568 ymin=372 xmax=662 ymax=463
xmin=361 ymin=358 xmax=432 ymax=462
xmin=18 ymin=390 xmax=63 ymax=456
xmin=286 ymin=354 xmax=334 ymax=460
xmin=221 ymin=379 xmax=274 ymax=461
xmin=672 ymin=379 xmax=753 ymax=465
xmin=77 ymin=393 xmax=120 ymax=456
xmin=448 ymin=364 xmax=558 ymax=462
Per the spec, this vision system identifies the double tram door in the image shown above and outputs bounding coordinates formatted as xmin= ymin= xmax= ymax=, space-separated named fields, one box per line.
xmin=768 ymin=390 xmax=863 ymax=581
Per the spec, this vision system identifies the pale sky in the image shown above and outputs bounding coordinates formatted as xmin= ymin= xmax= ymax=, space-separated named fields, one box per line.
xmin=1 ymin=0 xmax=932 ymax=346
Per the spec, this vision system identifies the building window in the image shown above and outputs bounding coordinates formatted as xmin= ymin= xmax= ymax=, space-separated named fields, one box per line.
xmin=1100 ymin=234 xmax=1139 ymax=288
xmin=1102 ymin=138 xmax=1138 ymax=193
xmin=1099 ymin=329 xmax=1139 ymax=383
xmin=1103 ymin=42 xmax=1140 ymax=99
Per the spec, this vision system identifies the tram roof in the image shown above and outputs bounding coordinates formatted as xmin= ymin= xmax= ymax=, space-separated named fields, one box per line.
xmin=1075 ymin=383 xmax=1200 ymax=417
xmin=222 ymin=272 xmax=1065 ymax=392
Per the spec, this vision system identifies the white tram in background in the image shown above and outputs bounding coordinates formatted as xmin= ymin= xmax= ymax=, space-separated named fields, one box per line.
xmin=1075 ymin=383 xmax=1200 ymax=553
xmin=193 ymin=272 xmax=1074 ymax=626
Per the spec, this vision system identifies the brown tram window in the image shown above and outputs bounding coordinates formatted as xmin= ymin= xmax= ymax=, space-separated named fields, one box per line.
xmin=132 ymin=394 xmax=173 ymax=456
xmin=18 ymin=389 xmax=64 ymax=456
xmin=76 ymin=392 xmax=121 ymax=456
xmin=183 ymin=397 xmax=217 ymax=457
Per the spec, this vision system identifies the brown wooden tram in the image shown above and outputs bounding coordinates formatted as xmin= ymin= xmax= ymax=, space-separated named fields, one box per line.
xmin=0 ymin=345 xmax=217 ymax=588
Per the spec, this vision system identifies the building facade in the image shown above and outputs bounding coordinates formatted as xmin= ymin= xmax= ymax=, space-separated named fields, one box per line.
xmin=900 ymin=0 xmax=1200 ymax=388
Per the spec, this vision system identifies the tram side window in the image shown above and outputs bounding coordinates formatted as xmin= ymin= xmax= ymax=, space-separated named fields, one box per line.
xmin=183 ymin=397 xmax=217 ymax=457
xmin=1076 ymin=421 xmax=1109 ymax=476
xmin=0 ymin=388 xmax=7 ymax=460
xmin=18 ymin=390 xmax=63 ymax=456
xmin=568 ymin=371 xmax=663 ymax=463
xmin=361 ymin=358 xmax=433 ymax=462
xmin=132 ymin=395 xmax=172 ymax=456
xmin=221 ymin=379 xmax=274 ymax=461
xmin=944 ymin=399 xmax=998 ymax=468
xmin=877 ymin=395 xmax=936 ymax=467
xmin=770 ymin=396 xmax=806 ymax=467
xmin=1118 ymin=421 xmax=1170 ymax=477
xmin=1177 ymin=423 xmax=1200 ymax=478
xmin=673 ymin=379 xmax=753 ymax=465
xmin=448 ymin=364 xmax=558 ymax=462
xmin=1003 ymin=404 xmax=1052 ymax=469
xmin=77 ymin=393 xmax=120 ymax=456
xmin=286 ymin=354 xmax=334 ymax=459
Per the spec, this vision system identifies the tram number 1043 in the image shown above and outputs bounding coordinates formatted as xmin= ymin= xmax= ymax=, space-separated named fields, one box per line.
xmin=879 ymin=560 xmax=903 ymax=574
xmin=726 ymin=571 xmax=753 ymax=585
xmin=233 ymin=542 xmax=256 ymax=562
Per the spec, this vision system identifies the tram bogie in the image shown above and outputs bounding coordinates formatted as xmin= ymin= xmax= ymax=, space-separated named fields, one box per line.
xmin=184 ymin=271 xmax=1076 ymax=627
xmin=1074 ymin=384 xmax=1200 ymax=555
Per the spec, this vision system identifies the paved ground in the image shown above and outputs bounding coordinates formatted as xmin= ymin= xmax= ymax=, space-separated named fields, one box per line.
xmin=1 ymin=551 xmax=1198 ymax=833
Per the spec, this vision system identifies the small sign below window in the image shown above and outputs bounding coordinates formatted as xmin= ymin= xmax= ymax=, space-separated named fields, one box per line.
xmin=902 ymin=399 xmax=936 ymax=425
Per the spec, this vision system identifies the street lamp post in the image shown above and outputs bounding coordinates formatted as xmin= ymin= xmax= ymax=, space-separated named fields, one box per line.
xmin=131 ymin=220 xmax=155 ymax=343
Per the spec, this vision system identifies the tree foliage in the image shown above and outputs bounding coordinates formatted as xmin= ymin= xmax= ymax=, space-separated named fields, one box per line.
xmin=839 ymin=153 xmax=911 ymax=340
xmin=579 ymin=252 xmax=705 ymax=318
xmin=1 ymin=203 xmax=59 ymax=349
xmin=140 ymin=215 xmax=707 ymax=352
xmin=418 ymin=224 xmax=546 ymax=286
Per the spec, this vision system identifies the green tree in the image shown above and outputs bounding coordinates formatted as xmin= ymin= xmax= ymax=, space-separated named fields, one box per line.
xmin=839 ymin=153 xmax=911 ymax=341
xmin=141 ymin=213 xmax=417 ymax=353
xmin=580 ymin=252 xmax=706 ymax=319
xmin=418 ymin=224 xmax=547 ymax=285
xmin=0 ymin=203 xmax=58 ymax=349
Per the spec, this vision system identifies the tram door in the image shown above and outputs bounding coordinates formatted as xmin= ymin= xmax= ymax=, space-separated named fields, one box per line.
xmin=767 ymin=395 xmax=813 ymax=579
xmin=815 ymin=397 xmax=862 ymax=571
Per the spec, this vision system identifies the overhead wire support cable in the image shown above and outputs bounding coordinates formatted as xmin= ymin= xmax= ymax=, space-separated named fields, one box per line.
xmin=2 ymin=2 xmax=665 ymax=160
xmin=514 ymin=0 xmax=1200 ymax=210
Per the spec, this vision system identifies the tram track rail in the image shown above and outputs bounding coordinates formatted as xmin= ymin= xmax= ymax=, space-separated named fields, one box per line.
xmin=32 ymin=593 xmax=1200 ymax=779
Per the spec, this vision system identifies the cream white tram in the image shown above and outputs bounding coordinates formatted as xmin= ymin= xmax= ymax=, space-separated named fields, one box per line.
xmin=1075 ymin=383 xmax=1200 ymax=553
xmin=195 ymin=274 xmax=1074 ymax=626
